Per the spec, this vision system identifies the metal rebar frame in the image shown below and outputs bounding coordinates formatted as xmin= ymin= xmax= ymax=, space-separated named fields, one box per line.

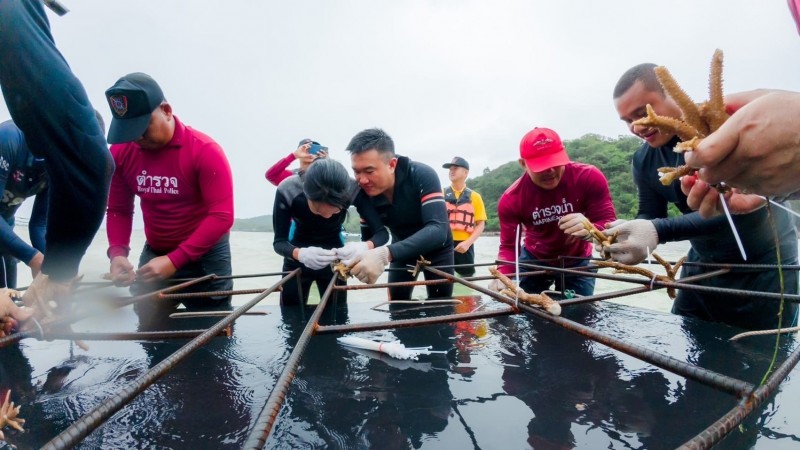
xmin=0 ymin=275 xmax=217 ymax=349
xmin=241 ymin=274 xmax=339 ymax=449
xmin=40 ymin=269 xmax=300 ymax=450
xmin=332 ymin=270 xmax=546 ymax=290
xmin=8 ymin=256 xmax=799 ymax=450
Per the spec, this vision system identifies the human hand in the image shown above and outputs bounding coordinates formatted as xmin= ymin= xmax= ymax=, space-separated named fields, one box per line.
xmin=558 ymin=213 xmax=590 ymax=240
xmin=0 ymin=289 xmax=31 ymax=337
xmin=454 ymin=241 xmax=470 ymax=254
xmin=685 ymin=90 xmax=800 ymax=196
xmin=137 ymin=255 xmax=177 ymax=283
xmin=349 ymin=247 xmax=390 ymax=284
xmin=294 ymin=142 xmax=316 ymax=168
xmin=298 ymin=246 xmax=338 ymax=270
xmin=680 ymin=174 xmax=766 ymax=218
xmin=603 ymin=219 xmax=658 ymax=265
xmin=110 ymin=256 xmax=137 ymax=286
xmin=592 ymin=219 xmax=626 ymax=254
xmin=28 ymin=251 xmax=43 ymax=278
xmin=335 ymin=241 xmax=370 ymax=264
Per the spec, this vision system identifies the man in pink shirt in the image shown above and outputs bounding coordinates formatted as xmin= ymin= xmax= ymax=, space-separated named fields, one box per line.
xmin=491 ymin=127 xmax=616 ymax=297
xmin=104 ymin=73 xmax=235 ymax=319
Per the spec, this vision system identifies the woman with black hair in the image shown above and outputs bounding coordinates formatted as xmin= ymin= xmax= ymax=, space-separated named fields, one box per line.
xmin=273 ymin=158 xmax=389 ymax=306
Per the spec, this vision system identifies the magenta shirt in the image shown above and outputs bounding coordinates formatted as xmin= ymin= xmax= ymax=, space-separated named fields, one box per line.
xmin=496 ymin=163 xmax=616 ymax=274
xmin=106 ymin=116 xmax=234 ymax=269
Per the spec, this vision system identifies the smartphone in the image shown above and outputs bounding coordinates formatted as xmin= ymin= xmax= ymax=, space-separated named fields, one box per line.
xmin=308 ymin=143 xmax=328 ymax=155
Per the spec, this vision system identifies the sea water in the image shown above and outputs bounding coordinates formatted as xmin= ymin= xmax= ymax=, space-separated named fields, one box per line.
xmin=3 ymin=231 xmax=798 ymax=449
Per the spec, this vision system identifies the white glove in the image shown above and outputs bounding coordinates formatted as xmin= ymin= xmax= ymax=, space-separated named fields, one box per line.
xmin=603 ymin=219 xmax=659 ymax=265
xmin=349 ymin=247 xmax=390 ymax=284
xmin=298 ymin=246 xmax=338 ymax=270
xmin=335 ymin=241 xmax=370 ymax=265
xmin=558 ymin=213 xmax=590 ymax=240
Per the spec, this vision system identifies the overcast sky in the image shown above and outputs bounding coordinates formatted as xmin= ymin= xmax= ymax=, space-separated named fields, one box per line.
xmin=2 ymin=1 xmax=799 ymax=219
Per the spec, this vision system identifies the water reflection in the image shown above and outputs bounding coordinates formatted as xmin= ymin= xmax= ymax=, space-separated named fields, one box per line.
xmin=0 ymin=294 xmax=797 ymax=448
xmin=269 ymin=300 xmax=457 ymax=449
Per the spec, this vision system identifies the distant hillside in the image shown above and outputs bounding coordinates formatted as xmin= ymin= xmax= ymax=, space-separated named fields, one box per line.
xmin=233 ymin=215 xmax=272 ymax=232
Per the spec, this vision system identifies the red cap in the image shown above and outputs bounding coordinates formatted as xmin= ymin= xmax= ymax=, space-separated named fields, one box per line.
xmin=519 ymin=127 xmax=570 ymax=172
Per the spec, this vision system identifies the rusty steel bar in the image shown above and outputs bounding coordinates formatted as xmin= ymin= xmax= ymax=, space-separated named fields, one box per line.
xmin=40 ymin=270 xmax=299 ymax=450
xmin=557 ymin=254 xmax=800 ymax=272
xmin=159 ymin=288 xmax=274 ymax=300
xmin=502 ymin=259 xmax=800 ymax=303
xmin=242 ymin=274 xmax=338 ymax=449
xmin=168 ymin=271 xmax=290 ymax=283
xmin=0 ymin=275 xmax=216 ymax=349
xmin=425 ymin=266 xmax=755 ymax=397
xmin=333 ymin=270 xmax=545 ymax=290
xmin=316 ymin=307 xmax=516 ymax=335
xmin=558 ymin=269 xmax=731 ymax=306
xmin=40 ymin=329 xmax=230 ymax=341
xmin=559 ymin=286 xmax=652 ymax=306
xmin=678 ymin=344 xmax=800 ymax=449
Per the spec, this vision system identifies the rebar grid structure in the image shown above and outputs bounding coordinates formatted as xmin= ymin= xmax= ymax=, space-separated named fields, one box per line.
xmin=4 ymin=258 xmax=798 ymax=449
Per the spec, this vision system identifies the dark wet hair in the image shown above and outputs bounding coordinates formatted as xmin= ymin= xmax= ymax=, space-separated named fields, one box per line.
xmin=303 ymin=158 xmax=351 ymax=210
xmin=613 ymin=63 xmax=664 ymax=99
xmin=345 ymin=128 xmax=395 ymax=159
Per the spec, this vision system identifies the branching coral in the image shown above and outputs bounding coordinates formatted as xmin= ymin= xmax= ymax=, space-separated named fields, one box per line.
xmin=633 ymin=49 xmax=729 ymax=186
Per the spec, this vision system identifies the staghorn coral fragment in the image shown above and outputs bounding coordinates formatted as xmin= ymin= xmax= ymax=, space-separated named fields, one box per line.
xmin=674 ymin=137 xmax=702 ymax=153
xmin=657 ymin=165 xmax=695 ymax=186
xmin=703 ymin=49 xmax=728 ymax=132
xmin=633 ymin=50 xmax=731 ymax=190
xmin=634 ymin=104 xmax=701 ymax=142
xmin=488 ymin=267 xmax=561 ymax=315
xmin=592 ymin=252 xmax=684 ymax=299
xmin=580 ymin=218 xmax=618 ymax=259
xmin=654 ymin=66 xmax=708 ymax=136
xmin=332 ymin=261 xmax=352 ymax=281
xmin=0 ymin=390 xmax=25 ymax=441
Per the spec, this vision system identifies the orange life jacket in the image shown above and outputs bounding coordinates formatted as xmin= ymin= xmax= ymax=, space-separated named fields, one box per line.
xmin=444 ymin=186 xmax=476 ymax=233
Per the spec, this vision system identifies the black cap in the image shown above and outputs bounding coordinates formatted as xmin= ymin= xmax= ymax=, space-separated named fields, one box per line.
xmin=442 ymin=156 xmax=470 ymax=170
xmin=105 ymin=72 xmax=165 ymax=144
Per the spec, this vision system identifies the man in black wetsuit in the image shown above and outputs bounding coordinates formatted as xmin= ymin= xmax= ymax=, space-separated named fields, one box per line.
xmin=345 ymin=128 xmax=454 ymax=300
xmin=0 ymin=1 xmax=113 ymax=323
xmin=609 ymin=63 xmax=798 ymax=330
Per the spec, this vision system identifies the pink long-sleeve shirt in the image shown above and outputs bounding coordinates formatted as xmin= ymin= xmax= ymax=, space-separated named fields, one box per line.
xmin=106 ymin=116 xmax=234 ymax=269
xmin=265 ymin=153 xmax=296 ymax=186
xmin=496 ymin=163 xmax=616 ymax=274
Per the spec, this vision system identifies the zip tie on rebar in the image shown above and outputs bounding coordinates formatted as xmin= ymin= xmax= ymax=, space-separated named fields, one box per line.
xmin=650 ymin=274 xmax=657 ymax=291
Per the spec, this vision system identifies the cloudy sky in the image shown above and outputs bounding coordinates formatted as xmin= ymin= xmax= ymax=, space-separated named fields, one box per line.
xmin=3 ymin=1 xmax=799 ymax=219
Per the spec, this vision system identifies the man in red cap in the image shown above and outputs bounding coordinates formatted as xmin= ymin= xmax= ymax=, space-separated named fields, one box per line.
xmin=490 ymin=127 xmax=616 ymax=297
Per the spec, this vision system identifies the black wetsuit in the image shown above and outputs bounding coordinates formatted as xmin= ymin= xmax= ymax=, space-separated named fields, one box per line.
xmin=363 ymin=156 xmax=454 ymax=300
xmin=0 ymin=1 xmax=113 ymax=282
xmin=273 ymin=175 xmax=389 ymax=306
xmin=0 ymin=121 xmax=48 ymax=288
xmin=633 ymin=137 xmax=798 ymax=330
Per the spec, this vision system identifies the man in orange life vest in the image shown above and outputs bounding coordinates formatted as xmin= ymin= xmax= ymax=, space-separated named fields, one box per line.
xmin=442 ymin=157 xmax=487 ymax=277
